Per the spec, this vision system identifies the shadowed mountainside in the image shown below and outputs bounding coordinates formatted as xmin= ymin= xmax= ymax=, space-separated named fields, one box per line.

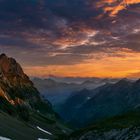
xmin=0 ymin=53 xmax=70 ymax=140
xmin=70 ymin=110 xmax=140 ymax=140
xmin=58 ymin=79 xmax=140 ymax=128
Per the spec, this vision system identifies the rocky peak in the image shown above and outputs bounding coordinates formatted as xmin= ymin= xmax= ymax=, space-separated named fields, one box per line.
xmin=0 ymin=53 xmax=31 ymax=86
xmin=135 ymin=79 xmax=140 ymax=84
xmin=114 ymin=78 xmax=131 ymax=87
xmin=0 ymin=53 xmax=24 ymax=76
xmin=0 ymin=53 xmax=40 ymax=105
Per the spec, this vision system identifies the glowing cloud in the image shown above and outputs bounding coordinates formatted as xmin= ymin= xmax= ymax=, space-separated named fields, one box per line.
xmin=0 ymin=0 xmax=140 ymax=78
xmin=97 ymin=0 xmax=140 ymax=16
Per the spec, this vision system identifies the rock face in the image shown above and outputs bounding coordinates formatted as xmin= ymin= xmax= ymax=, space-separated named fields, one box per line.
xmin=0 ymin=53 xmax=52 ymax=116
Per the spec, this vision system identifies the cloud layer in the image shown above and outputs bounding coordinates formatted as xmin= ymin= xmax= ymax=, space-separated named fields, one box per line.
xmin=0 ymin=0 xmax=140 ymax=77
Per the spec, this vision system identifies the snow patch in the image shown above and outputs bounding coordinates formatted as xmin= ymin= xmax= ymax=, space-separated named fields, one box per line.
xmin=38 ymin=138 xmax=49 ymax=140
xmin=62 ymin=130 xmax=67 ymax=133
xmin=37 ymin=126 xmax=52 ymax=135
xmin=0 ymin=136 xmax=11 ymax=140
xmin=87 ymin=97 xmax=91 ymax=100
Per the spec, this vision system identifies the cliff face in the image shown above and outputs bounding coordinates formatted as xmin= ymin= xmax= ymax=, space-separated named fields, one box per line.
xmin=0 ymin=53 xmax=52 ymax=115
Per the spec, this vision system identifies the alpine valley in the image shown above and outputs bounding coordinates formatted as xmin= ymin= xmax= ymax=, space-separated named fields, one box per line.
xmin=0 ymin=0 xmax=140 ymax=140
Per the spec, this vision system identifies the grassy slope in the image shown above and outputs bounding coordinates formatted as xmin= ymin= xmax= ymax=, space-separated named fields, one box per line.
xmin=0 ymin=111 xmax=69 ymax=140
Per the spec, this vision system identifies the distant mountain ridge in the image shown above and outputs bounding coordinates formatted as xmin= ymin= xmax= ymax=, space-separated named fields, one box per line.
xmin=32 ymin=77 xmax=119 ymax=105
xmin=58 ymin=78 xmax=140 ymax=128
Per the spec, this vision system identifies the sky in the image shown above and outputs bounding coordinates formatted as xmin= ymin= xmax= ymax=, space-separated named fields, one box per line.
xmin=0 ymin=0 xmax=140 ymax=78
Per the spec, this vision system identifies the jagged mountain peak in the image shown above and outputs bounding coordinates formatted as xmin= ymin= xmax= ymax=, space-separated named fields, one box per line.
xmin=114 ymin=78 xmax=131 ymax=86
xmin=0 ymin=53 xmax=23 ymax=75
xmin=0 ymin=53 xmax=31 ymax=86
xmin=135 ymin=78 xmax=140 ymax=84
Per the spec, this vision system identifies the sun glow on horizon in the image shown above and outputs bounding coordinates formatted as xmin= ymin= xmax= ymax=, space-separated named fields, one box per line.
xmin=23 ymin=51 xmax=140 ymax=79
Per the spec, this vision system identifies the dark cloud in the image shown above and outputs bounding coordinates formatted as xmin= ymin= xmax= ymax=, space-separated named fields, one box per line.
xmin=0 ymin=0 xmax=140 ymax=67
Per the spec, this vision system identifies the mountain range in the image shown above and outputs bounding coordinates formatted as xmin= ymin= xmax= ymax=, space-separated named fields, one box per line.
xmin=32 ymin=77 xmax=118 ymax=106
xmin=57 ymin=79 xmax=140 ymax=128
xmin=1 ymin=54 xmax=140 ymax=140
xmin=0 ymin=0 xmax=140 ymax=140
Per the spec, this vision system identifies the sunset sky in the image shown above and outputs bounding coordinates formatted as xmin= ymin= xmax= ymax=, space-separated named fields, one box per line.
xmin=0 ymin=0 xmax=140 ymax=78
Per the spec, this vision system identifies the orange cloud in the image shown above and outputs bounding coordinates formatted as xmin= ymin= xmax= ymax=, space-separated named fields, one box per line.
xmin=97 ymin=0 xmax=140 ymax=17
xmin=53 ymin=28 xmax=99 ymax=48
